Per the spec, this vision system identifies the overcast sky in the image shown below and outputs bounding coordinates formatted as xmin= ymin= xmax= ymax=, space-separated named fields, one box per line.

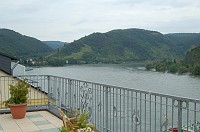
xmin=1 ymin=0 xmax=200 ymax=42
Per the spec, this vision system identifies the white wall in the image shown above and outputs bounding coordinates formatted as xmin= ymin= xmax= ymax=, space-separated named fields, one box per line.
xmin=11 ymin=62 xmax=25 ymax=76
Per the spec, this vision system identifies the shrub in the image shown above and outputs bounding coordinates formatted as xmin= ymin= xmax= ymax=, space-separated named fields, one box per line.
xmin=168 ymin=64 xmax=178 ymax=73
xmin=178 ymin=66 xmax=188 ymax=74
xmin=190 ymin=64 xmax=200 ymax=75
xmin=4 ymin=80 xmax=30 ymax=107
xmin=145 ymin=62 xmax=155 ymax=70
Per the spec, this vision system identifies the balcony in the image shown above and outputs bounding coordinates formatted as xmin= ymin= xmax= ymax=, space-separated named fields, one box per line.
xmin=0 ymin=75 xmax=200 ymax=132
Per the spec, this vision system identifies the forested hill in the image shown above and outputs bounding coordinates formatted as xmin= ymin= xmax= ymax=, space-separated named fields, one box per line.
xmin=1 ymin=28 xmax=199 ymax=65
xmin=51 ymin=28 xmax=200 ymax=64
xmin=0 ymin=29 xmax=53 ymax=58
xmin=145 ymin=45 xmax=200 ymax=75
xmin=165 ymin=33 xmax=200 ymax=56
xmin=185 ymin=45 xmax=200 ymax=64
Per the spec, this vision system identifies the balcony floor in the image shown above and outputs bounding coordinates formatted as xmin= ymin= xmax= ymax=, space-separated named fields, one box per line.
xmin=0 ymin=111 xmax=63 ymax=132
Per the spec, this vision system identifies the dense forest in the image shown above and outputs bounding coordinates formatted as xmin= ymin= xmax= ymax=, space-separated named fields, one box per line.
xmin=145 ymin=46 xmax=200 ymax=75
xmin=48 ymin=28 xmax=200 ymax=65
xmin=0 ymin=29 xmax=53 ymax=58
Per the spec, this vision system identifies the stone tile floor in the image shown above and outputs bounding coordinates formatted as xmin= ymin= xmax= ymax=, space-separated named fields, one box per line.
xmin=0 ymin=111 xmax=63 ymax=132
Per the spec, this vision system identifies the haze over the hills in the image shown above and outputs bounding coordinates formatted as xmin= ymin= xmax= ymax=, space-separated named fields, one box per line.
xmin=43 ymin=41 xmax=65 ymax=49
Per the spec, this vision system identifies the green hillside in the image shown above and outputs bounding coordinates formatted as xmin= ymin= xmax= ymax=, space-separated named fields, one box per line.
xmin=165 ymin=33 xmax=200 ymax=56
xmin=52 ymin=29 xmax=173 ymax=63
xmin=0 ymin=29 xmax=53 ymax=58
xmin=1 ymin=28 xmax=200 ymax=66
xmin=185 ymin=45 xmax=200 ymax=64
xmin=50 ymin=28 xmax=200 ymax=64
xmin=185 ymin=46 xmax=200 ymax=75
xmin=145 ymin=45 xmax=200 ymax=75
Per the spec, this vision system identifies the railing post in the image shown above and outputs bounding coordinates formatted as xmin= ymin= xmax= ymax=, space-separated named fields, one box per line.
xmin=105 ymin=86 xmax=109 ymax=132
xmin=47 ymin=75 xmax=51 ymax=109
xmin=0 ymin=76 xmax=1 ymax=110
xmin=68 ymin=79 xmax=72 ymax=108
xmin=177 ymin=100 xmax=182 ymax=132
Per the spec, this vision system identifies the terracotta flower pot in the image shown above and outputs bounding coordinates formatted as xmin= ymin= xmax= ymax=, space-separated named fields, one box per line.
xmin=9 ymin=104 xmax=27 ymax=119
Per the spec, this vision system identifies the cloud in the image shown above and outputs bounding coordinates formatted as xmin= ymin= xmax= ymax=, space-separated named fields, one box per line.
xmin=0 ymin=0 xmax=200 ymax=42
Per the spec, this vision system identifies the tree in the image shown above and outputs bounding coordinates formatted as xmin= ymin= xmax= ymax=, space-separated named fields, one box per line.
xmin=191 ymin=64 xmax=200 ymax=75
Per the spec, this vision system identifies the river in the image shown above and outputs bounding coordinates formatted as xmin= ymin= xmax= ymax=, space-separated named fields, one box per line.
xmin=26 ymin=64 xmax=200 ymax=99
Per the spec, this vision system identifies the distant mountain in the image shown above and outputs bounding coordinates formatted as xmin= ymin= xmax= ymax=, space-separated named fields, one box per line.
xmin=50 ymin=28 xmax=200 ymax=64
xmin=43 ymin=41 xmax=65 ymax=49
xmin=165 ymin=33 xmax=200 ymax=56
xmin=0 ymin=29 xmax=53 ymax=58
xmin=1 ymin=28 xmax=200 ymax=65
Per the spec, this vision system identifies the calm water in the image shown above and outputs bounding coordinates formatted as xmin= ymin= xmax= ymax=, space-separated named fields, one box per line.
xmin=26 ymin=64 xmax=200 ymax=99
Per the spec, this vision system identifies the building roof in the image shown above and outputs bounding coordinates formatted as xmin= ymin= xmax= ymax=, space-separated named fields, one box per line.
xmin=0 ymin=70 xmax=9 ymax=76
xmin=0 ymin=51 xmax=18 ymax=60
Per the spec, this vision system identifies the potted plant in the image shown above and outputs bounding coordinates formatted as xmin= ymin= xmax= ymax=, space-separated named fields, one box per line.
xmin=4 ymin=79 xmax=30 ymax=119
xmin=75 ymin=112 xmax=96 ymax=132
xmin=58 ymin=108 xmax=96 ymax=132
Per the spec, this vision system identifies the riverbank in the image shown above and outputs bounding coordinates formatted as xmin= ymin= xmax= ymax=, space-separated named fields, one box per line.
xmin=145 ymin=59 xmax=200 ymax=75
xmin=25 ymin=61 xmax=145 ymax=68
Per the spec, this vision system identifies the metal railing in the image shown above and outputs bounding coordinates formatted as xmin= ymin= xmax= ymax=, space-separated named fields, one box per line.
xmin=0 ymin=75 xmax=200 ymax=132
